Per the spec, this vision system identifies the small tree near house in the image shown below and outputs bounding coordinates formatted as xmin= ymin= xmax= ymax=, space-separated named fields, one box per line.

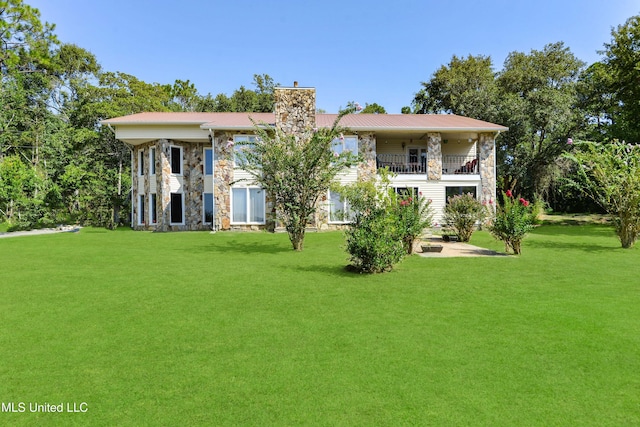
xmin=236 ymin=113 xmax=358 ymax=251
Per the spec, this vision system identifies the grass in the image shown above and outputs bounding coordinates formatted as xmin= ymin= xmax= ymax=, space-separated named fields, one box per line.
xmin=0 ymin=225 xmax=639 ymax=426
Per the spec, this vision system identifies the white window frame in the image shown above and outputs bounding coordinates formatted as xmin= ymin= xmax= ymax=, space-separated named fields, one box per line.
xmin=233 ymin=135 xmax=257 ymax=166
xmin=204 ymin=147 xmax=213 ymax=176
xmin=169 ymin=192 xmax=185 ymax=225
xmin=150 ymin=193 xmax=157 ymax=225
xmin=150 ymin=147 xmax=156 ymax=176
xmin=230 ymin=187 xmax=266 ymax=225
xmin=203 ymin=192 xmax=214 ymax=224
xmin=328 ymin=190 xmax=354 ymax=224
xmin=138 ymin=194 xmax=146 ymax=225
xmin=170 ymin=145 xmax=183 ymax=176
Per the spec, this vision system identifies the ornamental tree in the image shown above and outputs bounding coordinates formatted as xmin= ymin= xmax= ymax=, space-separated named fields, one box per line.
xmin=442 ymin=193 xmax=488 ymax=242
xmin=237 ymin=112 xmax=358 ymax=251
xmin=489 ymin=190 xmax=535 ymax=255
xmin=564 ymin=140 xmax=640 ymax=248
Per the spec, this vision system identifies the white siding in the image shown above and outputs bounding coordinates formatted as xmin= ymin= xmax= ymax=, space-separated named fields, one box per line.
xmin=169 ymin=175 xmax=183 ymax=193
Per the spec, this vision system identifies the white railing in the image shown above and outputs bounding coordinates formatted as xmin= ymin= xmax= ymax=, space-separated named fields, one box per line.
xmin=376 ymin=154 xmax=479 ymax=175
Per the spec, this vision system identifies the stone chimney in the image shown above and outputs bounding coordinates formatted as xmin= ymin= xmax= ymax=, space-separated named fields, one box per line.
xmin=274 ymin=83 xmax=316 ymax=134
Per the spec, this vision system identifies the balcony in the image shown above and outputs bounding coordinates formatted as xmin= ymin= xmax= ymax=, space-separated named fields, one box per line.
xmin=376 ymin=154 xmax=479 ymax=175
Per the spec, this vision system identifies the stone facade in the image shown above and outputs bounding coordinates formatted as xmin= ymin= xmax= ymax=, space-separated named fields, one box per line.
xmin=479 ymin=132 xmax=497 ymax=208
xmin=274 ymin=86 xmax=316 ymax=135
xmin=357 ymin=132 xmax=377 ymax=181
xmin=426 ymin=132 xmax=442 ymax=180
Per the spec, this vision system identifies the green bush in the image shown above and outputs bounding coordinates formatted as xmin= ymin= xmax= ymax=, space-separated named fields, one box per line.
xmin=489 ymin=191 xmax=535 ymax=254
xmin=442 ymin=193 xmax=487 ymax=242
xmin=393 ymin=190 xmax=434 ymax=254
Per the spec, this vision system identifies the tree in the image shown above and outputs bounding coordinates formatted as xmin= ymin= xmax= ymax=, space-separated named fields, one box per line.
xmin=496 ymin=42 xmax=585 ymax=200
xmin=564 ymin=141 xmax=640 ymax=248
xmin=413 ymin=54 xmax=498 ymax=122
xmin=601 ymin=15 xmax=640 ymax=143
xmin=237 ymin=113 xmax=358 ymax=251
xmin=360 ymin=102 xmax=386 ymax=114
xmin=340 ymin=177 xmax=405 ymax=273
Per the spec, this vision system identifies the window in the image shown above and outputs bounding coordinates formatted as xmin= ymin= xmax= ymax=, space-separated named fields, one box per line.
xmin=445 ymin=186 xmax=477 ymax=203
xmin=170 ymin=146 xmax=182 ymax=175
xmin=231 ymin=188 xmax=265 ymax=224
xmin=150 ymin=193 xmax=157 ymax=224
xmin=233 ymin=135 xmax=257 ymax=165
xmin=332 ymin=135 xmax=358 ymax=155
xmin=204 ymin=148 xmax=213 ymax=175
xmin=138 ymin=194 xmax=145 ymax=225
xmin=203 ymin=193 xmax=213 ymax=224
xmin=138 ymin=150 xmax=144 ymax=176
xmin=150 ymin=147 xmax=156 ymax=175
xmin=170 ymin=193 xmax=184 ymax=224
xmin=395 ymin=187 xmax=419 ymax=197
xmin=328 ymin=190 xmax=354 ymax=223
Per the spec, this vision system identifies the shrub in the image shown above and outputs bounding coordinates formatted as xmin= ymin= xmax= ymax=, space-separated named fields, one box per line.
xmin=393 ymin=190 xmax=434 ymax=254
xmin=442 ymin=193 xmax=487 ymax=242
xmin=489 ymin=190 xmax=535 ymax=254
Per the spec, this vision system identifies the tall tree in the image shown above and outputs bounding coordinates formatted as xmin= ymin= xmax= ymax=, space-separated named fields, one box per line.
xmin=601 ymin=14 xmax=640 ymax=143
xmin=412 ymin=54 xmax=498 ymax=122
xmin=496 ymin=42 xmax=585 ymax=200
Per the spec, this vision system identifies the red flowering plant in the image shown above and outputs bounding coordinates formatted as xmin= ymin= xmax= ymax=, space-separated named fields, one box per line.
xmin=488 ymin=190 xmax=535 ymax=254
xmin=392 ymin=189 xmax=434 ymax=254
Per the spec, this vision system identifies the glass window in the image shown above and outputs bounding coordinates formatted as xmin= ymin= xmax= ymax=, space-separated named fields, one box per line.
xmin=204 ymin=193 xmax=213 ymax=224
xmin=332 ymin=135 xmax=358 ymax=155
xmin=170 ymin=146 xmax=182 ymax=175
xmin=445 ymin=186 xmax=477 ymax=203
xmin=138 ymin=150 xmax=144 ymax=176
xmin=249 ymin=188 xmax=265 ymax=223
xmin=328 ymin=191 xmax=354 ymax=223
xmin=234 ymin=135 xmax=257 ymax=165
xmin=138 ymin=194 xmax=145 ymax=224
xmin=232 ymin=187 xmax=265 ymax=224
xmin=150 ymin=148 xmax=156 ymax=175
xmin=170 ymin=193 xmax=183 ymax=224
xmin=150 ymin=193 xmax=157 ymax=224
xmin=204 ymin=148 xmax=213 ymax=175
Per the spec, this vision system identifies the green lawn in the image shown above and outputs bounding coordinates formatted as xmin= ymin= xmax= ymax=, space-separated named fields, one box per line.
xmin=1 ymin=225 xmax=639 ymax=426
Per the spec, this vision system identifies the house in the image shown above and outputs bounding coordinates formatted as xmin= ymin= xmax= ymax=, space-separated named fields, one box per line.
xmin=101 ymin=85 xmax=507 ymax=231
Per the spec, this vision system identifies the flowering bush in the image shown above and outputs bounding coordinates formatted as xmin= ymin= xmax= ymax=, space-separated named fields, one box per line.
xmin=488 ymin=191 xmax=535 ymax=254
xmin=442 ymin=193 xmax=487 ymax=242
xmin=393 ymin=190 xmax=434 ymax=254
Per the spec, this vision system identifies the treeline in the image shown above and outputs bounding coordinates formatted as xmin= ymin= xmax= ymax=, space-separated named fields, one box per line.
xmin=1 ymin=0 xmax=639 ymax=230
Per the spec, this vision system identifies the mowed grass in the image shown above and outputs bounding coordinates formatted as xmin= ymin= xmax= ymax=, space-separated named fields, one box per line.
xmin=0 ymin=225 xmax=639 ymax=426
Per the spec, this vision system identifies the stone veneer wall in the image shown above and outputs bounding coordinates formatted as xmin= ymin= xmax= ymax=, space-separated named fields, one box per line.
xmin=426 ymin=133 xmax=442 ymax=180
xmin=132 ymin=139 xmax=210 ymax=231
xmin=479 ymin=132 xmax=497 ymax=208
xmin=274 ymin=87 xmax=316 ymax=135
xmin=357 ymin=132 xmax=377 ymax=182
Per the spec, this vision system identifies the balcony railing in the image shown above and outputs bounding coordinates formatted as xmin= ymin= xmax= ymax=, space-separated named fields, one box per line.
xmin=442 ymin=155 xmax=479 ymax=175
xmin=376 ymin=154 xmax=479 ymax=175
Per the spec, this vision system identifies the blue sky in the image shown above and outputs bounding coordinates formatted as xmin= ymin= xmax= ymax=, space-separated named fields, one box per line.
xmin=29 ymin=0 xmax=639 ymax=113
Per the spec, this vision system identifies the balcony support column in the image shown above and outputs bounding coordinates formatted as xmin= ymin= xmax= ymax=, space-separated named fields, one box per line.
xmin=427 ymin=132 xmax=442 ymax=181
xmin=479 ymin=132 xmax=497 ymax=209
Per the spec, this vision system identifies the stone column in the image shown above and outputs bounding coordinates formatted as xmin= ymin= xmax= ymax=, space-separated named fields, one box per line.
xmin=157 ymin=139 xmax=172 ymax=231
xmin=427 ymin=132 xmax=442 ymax=180
xmin=214 ymin=133 xmax=233 ymax=230
xmin=479 ymin=133 xmax=497 ymax=208
xmin=357 ymin=132 xmax=377 ymax=181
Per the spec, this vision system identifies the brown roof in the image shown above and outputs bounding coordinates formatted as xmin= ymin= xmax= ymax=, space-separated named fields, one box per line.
xmin=101 ymin=112 xmax=507 ymax=132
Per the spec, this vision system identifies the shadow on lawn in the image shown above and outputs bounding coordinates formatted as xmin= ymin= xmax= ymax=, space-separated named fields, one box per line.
xmin=189 ymin=239 xmax=292 ymax=255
